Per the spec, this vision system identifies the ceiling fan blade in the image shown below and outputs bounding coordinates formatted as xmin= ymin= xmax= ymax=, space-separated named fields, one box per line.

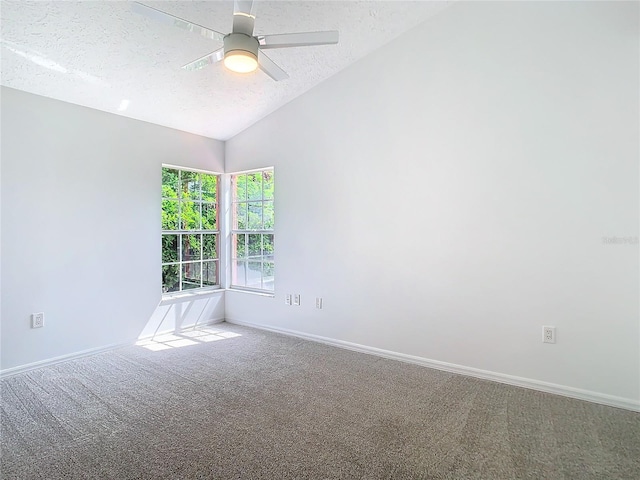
xmin=232 ymin=0 xmax=256 ymax=36
xmin=258 ymin=31 xmax=339 ymax=49
xmin=182 ymin=48 xmax=225 ymax=71
xmin=258 ymin=51 xmax=289 ymax=81
xmin=132 ymin=2 xmax=225 ymax=42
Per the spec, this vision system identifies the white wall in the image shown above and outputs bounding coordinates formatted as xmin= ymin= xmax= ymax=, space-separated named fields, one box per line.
xmin=1 ymin=87 xmax=225 ymax=370
xmin=225 ymin=1 xmax=639 ymax=403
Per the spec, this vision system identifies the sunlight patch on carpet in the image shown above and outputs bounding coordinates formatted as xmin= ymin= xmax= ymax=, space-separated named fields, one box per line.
xmin=135 ymin=326 xmax=241 ymax=351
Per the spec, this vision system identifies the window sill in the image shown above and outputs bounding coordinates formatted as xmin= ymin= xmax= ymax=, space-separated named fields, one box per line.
xmin=160 ymin=288 xmax=224 ymax=305
xmin=226 ymin=288 xmax=275 ymax=298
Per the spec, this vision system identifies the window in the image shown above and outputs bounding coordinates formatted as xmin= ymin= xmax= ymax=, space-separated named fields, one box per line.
xmin=161 ymin=167 xmax=220 ymax=293
xmin=231 ymin=169 xmax=274 ymax=292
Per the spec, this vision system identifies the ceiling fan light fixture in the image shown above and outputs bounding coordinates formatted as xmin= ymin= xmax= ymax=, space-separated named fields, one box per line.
xmin=224 ymin=50 xmax=258 ymax=73
xmin=223 ymin=33 xmax=259 ymax=74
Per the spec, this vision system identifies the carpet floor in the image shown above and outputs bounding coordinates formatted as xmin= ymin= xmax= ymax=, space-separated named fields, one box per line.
xmin=1 ymin=322 xmax=639 ymax=479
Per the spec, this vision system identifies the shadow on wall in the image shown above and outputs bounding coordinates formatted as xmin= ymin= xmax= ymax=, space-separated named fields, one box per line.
xmin=138 ymin=293 xmax=225 ymax=341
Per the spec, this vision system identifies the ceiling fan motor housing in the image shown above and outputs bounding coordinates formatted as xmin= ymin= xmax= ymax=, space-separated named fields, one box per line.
xmin=223 ymin=33 xmax=259 ymax=61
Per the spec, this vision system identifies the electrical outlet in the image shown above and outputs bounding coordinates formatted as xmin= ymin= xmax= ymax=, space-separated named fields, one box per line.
xmin=31 ymin=312 xmax=44 ymax=329
xmin=285 ymin=294 xmax=292 ymax=306
xmin=542 ymin=326 xmax=556 ymax=344
xmin=315 ymin=297 xmax=323 ymax=309
xmin=293 ymin=294 xmax=301 ymax=306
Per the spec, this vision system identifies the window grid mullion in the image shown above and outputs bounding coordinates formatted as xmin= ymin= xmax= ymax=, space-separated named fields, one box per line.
xmin=261 ymin=174 xmax=264 ymax=230
xmin=260 ymin=232 xmax=264 ymax=290
xmin=244 ymin=232 xmax=249 ymax=286
xmin=199 ymin=233 xmax=203 ymax=288
xmin=178 ymin=170 xmax=183 ymax=291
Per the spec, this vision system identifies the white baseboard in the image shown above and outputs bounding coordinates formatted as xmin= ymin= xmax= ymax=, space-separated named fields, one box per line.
xmin=0 ymin=341 xmax=132 ymax=379
xmin=0 ymin=317 xmax=226 ymax=379
xmin=225 ymin=318 xmax=640 ymax=413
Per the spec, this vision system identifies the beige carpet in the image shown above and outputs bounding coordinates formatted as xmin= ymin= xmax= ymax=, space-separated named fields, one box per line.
xmin=1 ymin=322 xmax=639 ymax=479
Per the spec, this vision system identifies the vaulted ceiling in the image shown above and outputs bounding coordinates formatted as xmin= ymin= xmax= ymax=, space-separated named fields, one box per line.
xmin=1 ymin=1 xmax=451 ymax=140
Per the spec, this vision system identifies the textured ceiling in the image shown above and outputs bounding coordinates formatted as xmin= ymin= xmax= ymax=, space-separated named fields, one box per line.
xmin=1 ymin=1 xmax=451 ymax=140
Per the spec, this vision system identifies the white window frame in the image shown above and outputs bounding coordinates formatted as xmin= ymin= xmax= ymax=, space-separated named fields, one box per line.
xmin=161 ymin=165 xmax=222 ymax=296
xmin=229 ymin=167 xmax=275 ymax=294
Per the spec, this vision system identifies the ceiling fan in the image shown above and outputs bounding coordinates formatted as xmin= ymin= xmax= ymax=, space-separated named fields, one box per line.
xmin=132 ymin=0 xmax=339 ymax=81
